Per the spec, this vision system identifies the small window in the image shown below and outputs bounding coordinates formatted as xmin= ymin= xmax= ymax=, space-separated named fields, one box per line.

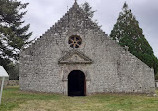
xmin=68 ymin=35 xmax=82 ymax=48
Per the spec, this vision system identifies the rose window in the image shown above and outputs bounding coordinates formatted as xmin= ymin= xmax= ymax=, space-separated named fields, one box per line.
xmin=68 ymin=35 xmax=82 ymax=48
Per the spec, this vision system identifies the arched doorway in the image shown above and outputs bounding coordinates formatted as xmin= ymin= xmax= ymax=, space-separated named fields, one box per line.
xmin=68 ymin=70 xmax=86 ymax=96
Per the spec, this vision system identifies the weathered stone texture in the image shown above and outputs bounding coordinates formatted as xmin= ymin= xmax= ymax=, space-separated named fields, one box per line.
xmin=0 ymin=79 xmax=19 ymax=86
xmin=19 ymin=2 xmax=155 ymax=95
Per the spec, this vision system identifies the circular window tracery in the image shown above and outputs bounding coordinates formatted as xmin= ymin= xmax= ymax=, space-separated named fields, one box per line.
xmin=68 ymin=35 xmax=82 ymax=48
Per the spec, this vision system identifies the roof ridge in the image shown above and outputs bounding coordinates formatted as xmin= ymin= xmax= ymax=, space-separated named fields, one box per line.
xmin=23 ymin=2 xmax=108 ymax=52
xmin=28 ymin=2 xmax=83 ymax=45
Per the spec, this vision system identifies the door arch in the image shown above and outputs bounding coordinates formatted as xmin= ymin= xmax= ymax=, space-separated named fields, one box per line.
xmin=68 ymin=70 xmax=86 ymax=96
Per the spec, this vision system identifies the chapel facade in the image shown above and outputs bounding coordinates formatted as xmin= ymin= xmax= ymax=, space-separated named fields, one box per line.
xmin=19 ymin=2 xmax=155 ymax=96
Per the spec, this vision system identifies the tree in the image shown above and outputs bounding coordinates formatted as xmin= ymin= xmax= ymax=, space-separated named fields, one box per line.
xmin=81 ymin=2 xmax=99 ymax=25
xmin=0 ymin=0 xmax=32 ymax=79
xmin=110 ymin=2 xmax=158 ymax=76
xmin=81 ymin=2 xmax=95 ymax=19
xmin=153 ymin=56 xmax=158 ymax=79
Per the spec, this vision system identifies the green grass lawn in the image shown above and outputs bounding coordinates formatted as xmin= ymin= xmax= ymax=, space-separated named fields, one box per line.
xmin=0 ymin=86 xmax=158 ymax=111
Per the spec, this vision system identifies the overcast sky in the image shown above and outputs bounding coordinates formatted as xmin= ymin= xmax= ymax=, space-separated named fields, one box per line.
xmin=20 ymin=0 xmax=158 ymax=58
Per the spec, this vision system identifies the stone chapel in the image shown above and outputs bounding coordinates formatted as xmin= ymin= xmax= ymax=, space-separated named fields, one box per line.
xmin=19 ymin=1 xmax=155 ymax=96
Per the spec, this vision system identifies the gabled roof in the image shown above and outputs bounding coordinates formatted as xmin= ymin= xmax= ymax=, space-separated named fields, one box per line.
xmin=22 ymin=1 xmax=107 ymax=53
xmin=58 ymin=50 xmax=93 ymax=64
xmin=0 ymin=66 xmax=9 ymax=77
xmin=38 ymin=1 xmax=102 ymax=39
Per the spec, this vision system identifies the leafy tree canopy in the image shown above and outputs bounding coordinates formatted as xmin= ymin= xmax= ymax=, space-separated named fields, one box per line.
xmin=81 ymin=2 xmax=100 ymax=26
xmin=81 ymin=2 xmax=95 ymax=19
xmin=110 ymin=2 xmax=158 ymax=76
xmin=0 ymin=0 xmax=32 ymax=79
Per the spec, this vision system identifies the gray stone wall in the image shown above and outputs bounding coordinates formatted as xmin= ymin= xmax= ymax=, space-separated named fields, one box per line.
xmin=0 ymin=79 xmax=19 ymax=86
xmin=155 ymin=80 xmax=158 ymax=88
xmin=19 ymin=2 xmax=155 ymax=95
